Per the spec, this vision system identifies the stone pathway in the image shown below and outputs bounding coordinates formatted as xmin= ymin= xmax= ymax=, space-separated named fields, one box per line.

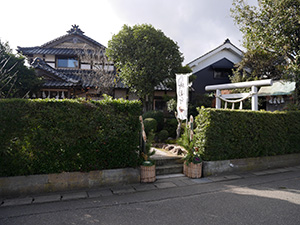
xmin=151 ymin=147 xmax=184 ymax=160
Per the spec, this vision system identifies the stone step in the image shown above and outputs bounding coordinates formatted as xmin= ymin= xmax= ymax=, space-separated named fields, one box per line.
xmin=151 ymin=148 xmax=185 ymax=176
xmin=153 ymin=157 xmax=184 ymax=166
xmin=156 ymin=173 xmax=185 ymax=180
xmin=156 ymin=164 xmax=183 ymax=175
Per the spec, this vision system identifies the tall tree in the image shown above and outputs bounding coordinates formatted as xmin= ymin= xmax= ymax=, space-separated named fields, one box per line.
xmin=106 ymin=24 xmax=183 ymax=111
xmin=231 ymin=0 xmax=300 ymax=102
xmin=0 ymin=40 xmax=41 ymax=98
xmin=0 ymin=42 xmax=17 ymax=98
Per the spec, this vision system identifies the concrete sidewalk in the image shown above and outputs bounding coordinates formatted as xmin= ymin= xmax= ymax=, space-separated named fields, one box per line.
xmin=1 ymin=165 xmax=300 ymax=208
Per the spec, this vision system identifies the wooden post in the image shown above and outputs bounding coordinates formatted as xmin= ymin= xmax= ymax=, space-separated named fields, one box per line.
xmin=139 ymin=116 xmax=147 ymax=154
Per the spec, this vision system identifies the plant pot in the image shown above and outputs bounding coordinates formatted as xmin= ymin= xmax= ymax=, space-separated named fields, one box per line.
xmin=140 ymin=165 xmax=156 ymax=183
xmin=183 ymin=162 xmax=202 ymax=178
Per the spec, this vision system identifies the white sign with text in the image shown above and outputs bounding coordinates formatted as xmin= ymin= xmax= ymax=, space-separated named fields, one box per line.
xmin=176 ymin=74 xmax=189 ymax=120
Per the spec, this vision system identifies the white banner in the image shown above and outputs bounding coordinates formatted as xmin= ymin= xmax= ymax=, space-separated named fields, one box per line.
xmin=176 ymin=74 xmax=189 ymax=120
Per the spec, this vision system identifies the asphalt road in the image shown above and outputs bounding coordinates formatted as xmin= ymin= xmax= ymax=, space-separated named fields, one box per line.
xmin=1 ymin=169 xmax=300 ymax=225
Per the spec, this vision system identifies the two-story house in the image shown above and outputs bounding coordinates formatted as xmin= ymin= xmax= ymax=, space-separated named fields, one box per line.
xmin=18 ymin=25 xmax=113 ymax=100
xmin=18 ymin=25 xmax=175 ymax=106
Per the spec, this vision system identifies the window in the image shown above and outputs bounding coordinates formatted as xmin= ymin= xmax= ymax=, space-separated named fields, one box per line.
xmin=214 ymin=69 xmax=232 ymax=79
xmin=57 ymin=57 xmax=78 ymax=68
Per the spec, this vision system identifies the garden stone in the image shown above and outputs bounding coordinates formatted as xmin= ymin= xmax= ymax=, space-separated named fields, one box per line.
xmin=165 ymin=145 xmax=175 ymax=151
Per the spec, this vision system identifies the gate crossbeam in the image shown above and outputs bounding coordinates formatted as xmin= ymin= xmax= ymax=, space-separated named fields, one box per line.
xmin=205 ymin=79 xmax=273 ymax=111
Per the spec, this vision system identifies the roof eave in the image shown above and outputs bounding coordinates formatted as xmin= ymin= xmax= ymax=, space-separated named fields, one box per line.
xmin=188 ymin=40 xmax=244 ymax=68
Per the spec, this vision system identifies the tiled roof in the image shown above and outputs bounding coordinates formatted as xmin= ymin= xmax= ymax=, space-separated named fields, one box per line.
xmin=61 ymin=69 xmax=104 ymax=88
xmin=32 ymin=57 xmax=109 ymax=88
xmin=18 ymin=47 xmax=80 ymax=56
xmin=42 ymin=80 xmax=80 ymax=88
xmin=41 ymin=25 xmax=105 ymax=49
xmin=17 ymin=25 xmax=105 ymax=56
xmin=155 ymin=81 xmax=173 ymax=91
xmin=17 ymin=47 xmax=102 ymax=57
xmin=32 ymin=58 xmax=80 ymax=84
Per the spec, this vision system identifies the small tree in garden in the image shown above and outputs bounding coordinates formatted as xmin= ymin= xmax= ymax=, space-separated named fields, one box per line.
xmin=106 ymin=24 xmax=183 ymax=111
xmin=167 ymin=98 xmax=181 ymax=139
xmin=178 ymin=115 xmax=202 ymax=165
xmin=139 ymin=116 xmax=155 ymax=166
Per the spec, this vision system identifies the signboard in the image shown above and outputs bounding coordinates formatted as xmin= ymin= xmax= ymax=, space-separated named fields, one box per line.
xmin=176 ymin=74 xmax=189 ymax=120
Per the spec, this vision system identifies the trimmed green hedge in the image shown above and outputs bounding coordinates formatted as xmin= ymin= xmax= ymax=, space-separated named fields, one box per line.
xmin=143 ymin=118 xmax=157 ymax=134
xmin=194 ymin=108 xmax=300 ymax=161
xmin=0 ymin=98 xmax=142 ymax=177
xmin=143 ymin=110 xmax=164 ymax=131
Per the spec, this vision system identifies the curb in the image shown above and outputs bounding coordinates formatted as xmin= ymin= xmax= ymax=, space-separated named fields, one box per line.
xmin=0 ymin=168 xmax=140 ymax=197
xmin=1 ymin=153 xmax=299 ymax=198
xmin=1 ymin=165 xmax=299 ymax=208
xmin=203 ymin=153 xmax=300 ymax=176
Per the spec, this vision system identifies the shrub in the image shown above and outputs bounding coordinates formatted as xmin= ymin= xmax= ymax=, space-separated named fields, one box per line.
xmin=0 ymin=98 xmax=142 ymax=177
xmin=143 ymin=118 xmax=157 ymax=134
xmin=178 ymin=123 xmax=202 ymax=165
xmin=143 ymin=110 xmax=164 ymax=131
xmin=157 ymin=130 xmax=169 ymax=143
xmin=164 ymin=118 xmax=178 ymax=138
xmin=166 ymin=139 xmax=177 ymax=144
xmin=194 ymin=108 xmax=300 ymax=161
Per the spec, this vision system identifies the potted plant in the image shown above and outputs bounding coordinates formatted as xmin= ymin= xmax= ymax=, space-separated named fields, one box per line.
xmin=183 ymin=146 xmax=202 ymax=178
xmin=178 ymin=115 xmax=203 ymax=178
xmin=140 ymin=151 xmax=156 ymax=183
xmin=139 ymin=116 xmax=156 ymax=183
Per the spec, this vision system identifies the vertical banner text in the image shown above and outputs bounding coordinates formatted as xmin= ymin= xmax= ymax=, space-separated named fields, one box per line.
xmin=176 ymin=74 xmax=189 ymax=120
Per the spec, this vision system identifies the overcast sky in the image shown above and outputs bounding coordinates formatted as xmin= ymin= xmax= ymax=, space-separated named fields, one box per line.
xmin=0 ymin=0 xmax=245 ymax=64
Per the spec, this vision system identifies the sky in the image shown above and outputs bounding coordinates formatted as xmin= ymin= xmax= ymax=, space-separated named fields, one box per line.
xmin=0 ymin=0 xmax=245 ymax=65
